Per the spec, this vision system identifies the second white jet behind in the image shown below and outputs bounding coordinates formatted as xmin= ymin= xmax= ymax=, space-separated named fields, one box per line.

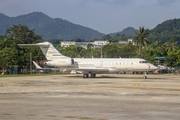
xmin=19 ymin=42 xmax=157 ymax=79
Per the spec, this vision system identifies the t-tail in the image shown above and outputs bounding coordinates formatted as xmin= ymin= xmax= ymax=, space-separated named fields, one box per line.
xmin=18 ymin=42 xmax=70 ymax=61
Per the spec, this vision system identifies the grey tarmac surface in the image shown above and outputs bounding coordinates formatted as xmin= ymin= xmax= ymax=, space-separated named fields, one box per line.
xmin=0 ymin=74 xmax=180 ymax=120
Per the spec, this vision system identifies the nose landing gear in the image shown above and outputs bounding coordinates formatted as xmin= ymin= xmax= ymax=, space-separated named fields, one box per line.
xmin=143 ymin=76 xmax=147 ymax=79
xmin=144 ymin=72 xmax=147 ymax=79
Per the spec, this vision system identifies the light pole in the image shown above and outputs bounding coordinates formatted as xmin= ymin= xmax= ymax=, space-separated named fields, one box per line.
xmin=91 ymin=46 xmax=93 ymax=58
xmin=101 ymin=43 xmax=103 ymax=58
xmin=30 ymin=52 xmax=32 ymax=74
xmin=101 ymin=47 xmax=102 ymax=58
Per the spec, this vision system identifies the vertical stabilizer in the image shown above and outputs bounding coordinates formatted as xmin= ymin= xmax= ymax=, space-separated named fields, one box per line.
xmin=18 ymin=42 xmax=70 ymax=61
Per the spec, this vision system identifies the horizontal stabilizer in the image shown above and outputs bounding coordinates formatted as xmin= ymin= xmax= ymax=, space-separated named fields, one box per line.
xmin=18 ymin=44 xmax=49 ymax=46
xmin=33 ymin=61 xmax=42 ymax=69
xmin=18 ymin=42 xmax=50 ymax=46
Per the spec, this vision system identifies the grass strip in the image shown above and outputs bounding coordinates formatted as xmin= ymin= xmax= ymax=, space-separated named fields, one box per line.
xmin=0 ymin=73 xmax=68 ymax=77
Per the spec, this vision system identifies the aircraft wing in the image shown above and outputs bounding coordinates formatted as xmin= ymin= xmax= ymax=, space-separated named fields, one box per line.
xmin=37 ymin=67 xmax=109 ymax=72
xmin=33 ymin=61 xmax=109 ymax=72
xmin=68 ymin=68 xmax=109 ymax=72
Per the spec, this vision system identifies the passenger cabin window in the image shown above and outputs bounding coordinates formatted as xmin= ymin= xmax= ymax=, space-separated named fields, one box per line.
xmin=139 ymin=61 xmax=148 ymax=63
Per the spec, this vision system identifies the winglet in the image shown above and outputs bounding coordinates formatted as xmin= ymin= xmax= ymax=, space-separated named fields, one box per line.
xmin=33 ymin=61 xmax=42 ymax=69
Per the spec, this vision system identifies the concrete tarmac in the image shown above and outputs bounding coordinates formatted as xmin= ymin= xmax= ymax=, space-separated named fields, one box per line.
xmin=0 ymin=74 xmax=180 ymax=120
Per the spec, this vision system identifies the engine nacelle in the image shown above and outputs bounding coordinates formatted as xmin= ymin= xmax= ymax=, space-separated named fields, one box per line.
xmin=45 ymin=58 xmax=74 ymax=67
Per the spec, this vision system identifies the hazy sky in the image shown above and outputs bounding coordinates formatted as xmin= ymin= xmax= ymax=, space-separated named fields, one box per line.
xmin=0 ymin=0 xmax=179 ymax=34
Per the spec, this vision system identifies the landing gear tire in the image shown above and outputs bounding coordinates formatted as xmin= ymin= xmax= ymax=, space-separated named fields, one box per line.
xmin=83 ymin=74 xmax=89 ymax=78
xmin=143 ymin=76 xmax=147 ymax=79
xmin=90 ymin=74 xmax=96 ymax=78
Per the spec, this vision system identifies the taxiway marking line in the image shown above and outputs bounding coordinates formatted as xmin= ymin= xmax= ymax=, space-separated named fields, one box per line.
xmin=1 ymin=80 xmax=141 ymax=89
xmin=24 ymin=114 xmax=35 ymax=116
xmin=1 ymin=114 xmax=107 ymax=120
xmin=2 ymin=82 xmax=139 ymax=88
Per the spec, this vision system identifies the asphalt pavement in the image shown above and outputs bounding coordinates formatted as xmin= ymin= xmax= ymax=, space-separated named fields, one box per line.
xmin=0 ymin=74 xmax=180 ymax=120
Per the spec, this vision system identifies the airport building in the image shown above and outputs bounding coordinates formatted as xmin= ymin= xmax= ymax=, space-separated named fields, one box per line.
xmin=118 ymin=38 xmax=134 ymax=45
xmin=61 ymin=41 xmax=109 ymax=49
xmin=61 ymin=38 xmax=134 ymax=49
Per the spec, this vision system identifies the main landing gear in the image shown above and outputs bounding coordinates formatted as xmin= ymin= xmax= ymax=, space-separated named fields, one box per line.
xmin=83 ymin=74 xmax=88 ymax=78
xmin=83 ymin=74 xmax=96 ymax=78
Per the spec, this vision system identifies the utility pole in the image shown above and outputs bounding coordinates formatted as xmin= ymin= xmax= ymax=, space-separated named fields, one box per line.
xmin=101 ymin=43 xmax=103 ymax=58
xmin=30 ymin=52 xmax=32 ymax=74
xmin=91 ymin=47 xmax=93 ymax=58
xmin=101 ymin=47 xmax=102 ymax=58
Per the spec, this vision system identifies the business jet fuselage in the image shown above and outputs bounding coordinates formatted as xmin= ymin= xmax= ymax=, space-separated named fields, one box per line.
xmin=19 ymin=42 xmax=157 ymax=79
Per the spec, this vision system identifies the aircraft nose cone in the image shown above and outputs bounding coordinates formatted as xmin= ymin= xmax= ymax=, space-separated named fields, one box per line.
xmin=151 ymin=65 xmax=157 ymax=70
xmin=148 ymin=65 xmax=157 ymax=70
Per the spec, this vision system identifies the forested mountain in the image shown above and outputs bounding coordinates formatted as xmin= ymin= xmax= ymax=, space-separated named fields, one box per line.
xmin=1 ymin=12 xmax=180 ymax=42
xmin=149 ymin=18 xmax=180 ymax=43
xmin=0 ymin=12 xmax=104 ymax=40
xmin=110 ymin=19 xmax=180 ymax=44
xmin=109 ymin=27 xmax=137 ymax=36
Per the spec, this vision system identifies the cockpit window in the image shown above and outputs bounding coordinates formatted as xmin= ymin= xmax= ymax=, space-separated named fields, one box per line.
xmin=139 ymin=61 xmax=148 ymax=63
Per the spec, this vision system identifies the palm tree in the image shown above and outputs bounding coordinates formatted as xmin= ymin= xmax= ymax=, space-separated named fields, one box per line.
xmin=134 ymin=27 xmax=150 ymax=55
xmin=87 ymin=43 xmax=93 ymax=49
xmin=165 ymin=39 xmax=177 ymax=54
xmin=108 ymin=39 xmax=114 ymax=44
xmin=154 ymin=40 xmax=166 ymax=55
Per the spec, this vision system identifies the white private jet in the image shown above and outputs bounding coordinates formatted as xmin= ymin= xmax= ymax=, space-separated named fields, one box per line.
xmin=19 ymin=42 xmax=157 ymax=79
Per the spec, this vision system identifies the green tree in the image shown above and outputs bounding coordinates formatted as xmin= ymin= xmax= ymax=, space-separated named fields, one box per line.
xmin=0 ymin=25 xmax=45 ymax=74
xmin=61 ymin=45 xmax=78 ymax=58
xmin=102 ymin=34 xmax=111 ymax=40
xmin=5 ymin=24 xmax=43 ymax=44
xmin=48 ymin=39 xmax=63 ymax=47
xmin=108 ymin=39 xmax=114 ymax=44
xmin=79 ymin=48 xmax=87 ymax=58
xmin=140 ymin=44 xmax=156 ymax=63
xmin=134 ymin=27 xmax=150 ymax=55
xmin=93 ymin=49 xmax=101 ymax=58
xmin=0 ymin=39 xmax=19 ymax=74
xmin=72 ymin=38 xmax=85 ymax=42
xmin=153 ymin=40 xmax=166 ymax=56
xmin=119 ymin=42 xmax=137 ymax=58
xmin=167 ymin=49 xmax=180 ymax=67
xmin=103 ymin=44 xmax=119 ymax=58
xmin=165 ymin=39 xmax=178 ymax=55
xmin=87 ymin=43 xmax=94 ymax=49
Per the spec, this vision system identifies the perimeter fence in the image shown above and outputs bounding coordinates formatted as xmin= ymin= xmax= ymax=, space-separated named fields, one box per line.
xmin=0 ymin=65 xmax=180 ymax=75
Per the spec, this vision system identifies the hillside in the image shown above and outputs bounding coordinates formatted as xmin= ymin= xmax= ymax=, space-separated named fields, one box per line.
xmin=149 ymin=18 xmax=180 ymax=43
xmin=109 ymin=27 xmax=137 ymax=36
xmin=0 ymin=12 xmax=104 ymax=40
